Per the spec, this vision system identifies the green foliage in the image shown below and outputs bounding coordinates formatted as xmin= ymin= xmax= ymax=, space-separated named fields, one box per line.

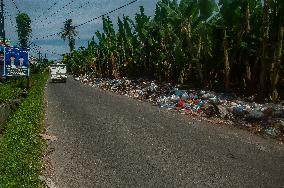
xmin=0 ymin=82 xmax=22 ymax=104
xmin=63 ymin=0 xmax=284 ymax=101
xmin=0 ymin=74 xmax=48 ymax=187
xmin=60 ymin=19 xmax=78 ymax=52
xmin=31 ymin=59 xmax=54 ymax=74
xmin=0 ymin=77 xmax=30 ymax=104
xmin=16 ymin=13 xmax=32 ymax=48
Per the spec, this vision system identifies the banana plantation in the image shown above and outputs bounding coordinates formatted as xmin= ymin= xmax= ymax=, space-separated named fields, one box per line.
xmin=62 ymin=0 xmax=284 ymax=101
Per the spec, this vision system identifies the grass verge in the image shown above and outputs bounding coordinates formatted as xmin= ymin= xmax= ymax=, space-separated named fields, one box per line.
xmin=0 ymin=78 xmax=25 ymax=104
xmin=0 ymin=73 xmax=48 ymax=187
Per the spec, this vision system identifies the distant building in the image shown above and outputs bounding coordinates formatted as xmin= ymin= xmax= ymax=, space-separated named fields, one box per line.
xmin=0 ymin=38 xmax=12 ymax=46
xmin=29 ymin=56 xmax=38 ymax=65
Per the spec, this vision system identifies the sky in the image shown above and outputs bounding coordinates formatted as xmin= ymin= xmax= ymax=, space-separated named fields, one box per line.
xmin=4 ymin=0 xmax=159 ymax=60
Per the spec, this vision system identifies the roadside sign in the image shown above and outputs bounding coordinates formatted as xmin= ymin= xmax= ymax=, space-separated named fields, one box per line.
xmin=4 ymin=47 xmax=29 ymax=77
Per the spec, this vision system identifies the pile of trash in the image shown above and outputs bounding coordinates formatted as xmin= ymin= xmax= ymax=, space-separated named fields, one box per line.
xmin=75 ymin=75 xmax=284 ymax=139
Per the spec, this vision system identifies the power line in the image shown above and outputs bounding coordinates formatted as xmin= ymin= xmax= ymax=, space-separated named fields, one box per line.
xmin=47 ymin=2 xmax=58 ymax=11
xmin=34 ymin=0 xmax=139 ymax=40
xmin=46 ymin=1 xmax=91 ymax=25
xmin=10 ymin=0 xmax=20 ymax=13
xmin=34 ymin=1 xmax=58 ymax=22
xmin=4 ymin=11 xmax=16 ymax=28
xmin=36 ymin=0 xmax=75 ymax=24
xmin=66 ymin=1 xmax=91 ymax=16
xmin=30 ymin=42 xmax=62 ymax=56
xmin=75 ymin=0 xmax=139 ymax=27
xmin=49 ymin=0 xmax=75 ymax=17
xmin=34 ymin=31 xmax=60 ymax=40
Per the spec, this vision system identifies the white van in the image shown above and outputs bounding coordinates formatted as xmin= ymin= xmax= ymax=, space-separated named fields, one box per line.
xmin=50 ymin=64 xmax=67 ymax=83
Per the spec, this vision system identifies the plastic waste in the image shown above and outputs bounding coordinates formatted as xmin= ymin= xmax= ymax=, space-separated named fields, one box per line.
xmin=217 ymin=105 xmax=229 ymax=118
xmin=181 ymin=92 xmax=189 ymax=100
xmin=76 ymin=75 xmax=284 ymax=138
xmin=171 ymin=94 xmax=180 ymax=102
xmin=177 ymin=100 xmax=185 ymax=108
xmin=246 ymin=110 xmax=264 ymax=121
xmin=232 ymin=106 xmax=246 ymax=115
xmin=265 ymin=127 xmax=280 ymax=137
xmin=175 ymin=90 xmax=186 ymax=97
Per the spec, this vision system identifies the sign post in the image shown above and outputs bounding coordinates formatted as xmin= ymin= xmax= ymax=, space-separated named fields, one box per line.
xmin=4 ymin=46 xmax=29 ymax=77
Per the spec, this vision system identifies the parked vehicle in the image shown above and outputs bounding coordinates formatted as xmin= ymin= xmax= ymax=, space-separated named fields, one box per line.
xmin=50 ymin=64 xmax=67 ymax=83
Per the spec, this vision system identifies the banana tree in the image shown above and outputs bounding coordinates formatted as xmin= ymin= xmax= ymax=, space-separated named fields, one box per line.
xmin=102 ymin=16 xmax=120 ymax=78
xmin=62 ymin=0 xmax=283 ymax=101
xmin=156 ymin=0 xmax=217 ymax=85
xmin=270 ymin=0 xmax=284 ymax=101
xmin=259 ymin=0 xmax=270 ymax=98
xmin=134 ymin=6 xmax=154 ymax=78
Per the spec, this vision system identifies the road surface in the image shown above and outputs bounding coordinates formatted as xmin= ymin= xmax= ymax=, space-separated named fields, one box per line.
xmin=44 ymin=77 xmax=284 ymax=188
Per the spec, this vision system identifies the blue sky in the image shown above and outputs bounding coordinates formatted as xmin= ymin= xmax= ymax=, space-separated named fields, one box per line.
xmin=4 ymin=0 xmax=158 ymax=60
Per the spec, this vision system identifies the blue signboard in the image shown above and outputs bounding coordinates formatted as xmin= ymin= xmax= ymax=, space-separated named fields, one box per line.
xmin=4 ymin=47 xmax=29 ymax=77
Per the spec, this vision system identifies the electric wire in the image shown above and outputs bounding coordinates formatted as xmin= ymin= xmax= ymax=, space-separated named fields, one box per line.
xmin=36 ymin=0 xmax=75 ymax=24
xmin=10 ymin=0 xmax=20 ymax=13
xmin=34 ymin=1 xmax=58 ymax=21
xmin=32 ymin=0 xmax=140 ymax=58
xmin=4 ymin=11 xmax=16 ymax=28
xmin=75 ymin=0 xmax=139 ymax=27
xmin=3 ymin=0 xmax=60 ymax=57
xmin=31 ymin=43 xmax=62 ymax=56
xmin=46 ymin=1 xmax=91 ymax=25
xmin=34 ymin=0 xmax=139 ymax=40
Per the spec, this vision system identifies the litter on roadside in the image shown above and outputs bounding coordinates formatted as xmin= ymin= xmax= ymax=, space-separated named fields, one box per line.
xmin=75 ymin=75 xmax=284 ymax=139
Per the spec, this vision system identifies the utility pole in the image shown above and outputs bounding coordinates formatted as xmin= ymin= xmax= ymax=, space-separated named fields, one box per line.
xmin=37 ymin=51 xmax=41 ymax=62
xmin=0 ymin=0 xmax=5 ymax=45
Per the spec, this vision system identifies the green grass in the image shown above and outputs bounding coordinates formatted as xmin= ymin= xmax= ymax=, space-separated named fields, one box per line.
xmin=0 ymin=73 xmax=48 ymax=187
xmin=0 ymin=80 xmax=23 ymax=104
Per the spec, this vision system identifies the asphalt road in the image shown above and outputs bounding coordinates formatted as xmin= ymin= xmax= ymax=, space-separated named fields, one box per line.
xmin=45 ymin=77 xmax=284 ymax=188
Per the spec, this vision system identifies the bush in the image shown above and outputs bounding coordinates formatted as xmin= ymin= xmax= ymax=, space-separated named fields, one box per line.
xmin=0 ymin=79 xmax=25 ymax=104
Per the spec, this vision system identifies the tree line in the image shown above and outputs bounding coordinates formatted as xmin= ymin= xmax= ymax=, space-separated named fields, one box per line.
xmin=61 ymin=0 xmax=284 ymax=101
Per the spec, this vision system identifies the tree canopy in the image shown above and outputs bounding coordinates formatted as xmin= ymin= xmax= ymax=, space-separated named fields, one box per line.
xmin=16 ymin=13 xmax=32 ymax=48
xmin=60 ymin=19 xmax=78 ymax=52
xmin=62 ymin=0 xmax=284 ymax=101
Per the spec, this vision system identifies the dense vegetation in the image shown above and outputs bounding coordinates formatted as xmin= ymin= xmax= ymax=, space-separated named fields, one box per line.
xmin=63 ymin=0 xmax=283 ymax=101
xmin=0 ymin=79 xmax=24 ymax=104
xmin=0 ymin=58 xmax=51 ymax=104
xmin=0 ymin=74 xmax=48 ymax=187
xmin=16 ymin=13 xmax=32 ymax=48
xmin=30 ymin=58 xmax=53 ymax=74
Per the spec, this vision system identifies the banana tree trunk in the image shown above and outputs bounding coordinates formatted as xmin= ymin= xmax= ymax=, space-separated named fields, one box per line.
xmin=244 ymin=1 xmax=251 ymax=33
xmin=197 ymin=36 xmax=204 ymax=86
xmin=111 ymin=52 xmax=120 ymax=79
xmin=271 ymin=26 xmax=283 ymax=101
xmin=259 ymin=0 xmax=270 ymax=98
xmin=180 ymin=19 xmax=192 ymax=84
xmin=223 ymin=29 xmax=230 ymax=91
